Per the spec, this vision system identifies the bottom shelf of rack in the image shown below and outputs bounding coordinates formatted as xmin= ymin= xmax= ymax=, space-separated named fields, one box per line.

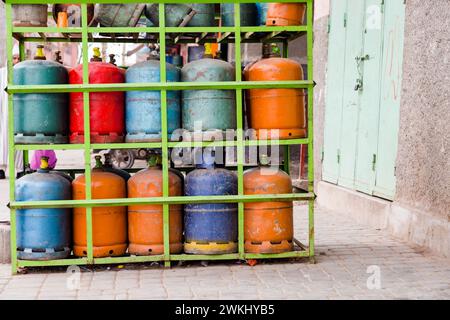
xmin=16 ymin=241 xmax=311 ymax=268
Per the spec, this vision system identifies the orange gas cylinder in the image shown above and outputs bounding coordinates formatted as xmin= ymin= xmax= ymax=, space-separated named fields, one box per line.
xmin=243 ymin=155 xmax=294 ymax=253
xmin=266 ymin=3 xmax=306 ymax=26
xmin=127 ymin=155 xmax=183 ymax=255
xmin=244 ymin=44 xmax=306 ymax=140
xmin=72 ymin=157 xmax=127 ymax=257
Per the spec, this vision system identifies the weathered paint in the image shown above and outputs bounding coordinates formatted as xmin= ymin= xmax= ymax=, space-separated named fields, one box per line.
xmin=256 ymin=3 xmax=269 ymax=26
xmin=322 ymin=0 xmax=405 ymax=200
xmin=244 ymin=56 xmax=306 ymax=139
xmin=145 ymin=3 xmax=194 ymax=27
xmin=15 ymin=164 xmax=72 ymax=260
xmin=184 ymin=156 xmax=238 ymax=254
xmin=266 ymin=3 xmax=306 ymax=26
xmin=221 ymin=3 xmax=257 ymax=27
xmin=125 ymin=59 xmax=180 ymax=142
xmin=96 ymin=4 xmax=146 ymax=28
xmin=72 ymin=167 xmax=127 ymax=258
xmin=244 ymin=164 xmax=294 ymax=253
xmin=12 ymin=4 xmax=47 ymax=27
xmin=181 ymin=58 xmax=236 ymax=132
xmin=13 ymin=58 xmax=69 ymax=144
xmin=128 ymin=158 xmax=183 ymax=255
xmin=52 ymin=4 xmax=95 ymax=27
xmin=186 ymin=3 xmax=215 ymax=27
xmin=69 ymin=61 xmax=125 ymax=143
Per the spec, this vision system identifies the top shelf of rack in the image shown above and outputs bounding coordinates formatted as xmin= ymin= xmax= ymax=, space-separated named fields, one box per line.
xmin=12 ymin=26 xmax=308 ymax=44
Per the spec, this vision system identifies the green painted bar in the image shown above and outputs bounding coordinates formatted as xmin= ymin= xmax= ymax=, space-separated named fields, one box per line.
xmin=10 ymin=193 xmax=315 ymax=209
xmin=15 ymin=144 xmax=85 ymax=150
xmin=170 ymin=254 xmax=240 ymax=261
xmin=17 ymin=258 xmax=89 ymax=267
xmin=80 ymin=3 xmax=94 ymax=263
xmin=306 ymin=0 xmax=315 ymax=260
xmin=7 ymin=81 xmax=314 ymax=93
xmin=94 ymin=255 xmax=165 ymax=264
xmin=6 ymin=0 xmax=308 ymax=4
xmin=244 ymin=251 xmax=309 ymax=259
xmin=12 ymin=27 xmax=83 ymax=33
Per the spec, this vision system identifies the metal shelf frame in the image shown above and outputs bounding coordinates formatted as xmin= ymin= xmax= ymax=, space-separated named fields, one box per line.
xmin=5 ymin=0 xmax=315 ymax=273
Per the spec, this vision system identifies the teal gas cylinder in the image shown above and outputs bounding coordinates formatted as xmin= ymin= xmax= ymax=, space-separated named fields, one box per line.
xmin=221 ymin=3 xmax=257 ymax=26
xmin=256 ymin=3 xmax=269 ymax=26
xmin=145 ymin=3 xmax=195 ymax=27
xmin=125 ymin=56 xmax=181 ymax=142
xmin=15 ymin=157 xmax=72 ymax=260
xmin=13 ymin=45 xmax=69 ymax=144
xmin=186 ymin=3 xmax=215 ymax=27
xmin=181 ymin=50 xmax=236 ymax=133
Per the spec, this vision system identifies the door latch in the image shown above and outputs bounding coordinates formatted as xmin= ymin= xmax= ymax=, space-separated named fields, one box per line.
xmin=354 ymin=78 xmax=363 ymax=91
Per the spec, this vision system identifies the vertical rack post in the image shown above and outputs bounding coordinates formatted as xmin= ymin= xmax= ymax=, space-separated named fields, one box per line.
xmin=233 ymin=3 xmax=245 ymax=260
xmin=81 ymin=3 xmax=94 ymax=264
xmin=306 ymin=0 xmax=315 ymax=261
xmin=6 ymin=2 xmax=17 ymax=274
xmin=158 ymin=3 xmax=170 ymax=268
xmin=281 ymin=40 xmax=291 ymax=175
xmin=18 ymin=40 xmax=28 ymax=171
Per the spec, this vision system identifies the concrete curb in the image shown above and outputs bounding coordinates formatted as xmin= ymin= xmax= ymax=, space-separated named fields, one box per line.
xmin=0 ymin=221 xmax=10 ymax=264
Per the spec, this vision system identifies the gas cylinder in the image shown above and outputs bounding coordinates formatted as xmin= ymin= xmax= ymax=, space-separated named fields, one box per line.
xmin=181 ymin=44 xmax=236 ymax=133
xmin=69 ymin=47 xmax=125 ymax=144
xmin=266 ymin=3 xmax=306 ymax=26
xmin=186 ymin=3 xmax=215 ymax=27
xmin=52 ymin=4 xmax=95 ymax=27
xmin=14 ymin=45 xmax=69 ymax=144
xmin=184 ymin=151 xmax=238 ymax=254
xmin=102 ymin=153 xmax=131 ymax=182
xmin=125 ymin=56 xmax=180 ymax=142
xmin=15 ymin=157 xmax=72 ymax=260
xmin=244 ymin=155 xmax=294 ymax=253
xmin=72 ymin=157 xmax=127 ymax=257
xmin=96 ymin=4 xmax=146 ymax=28
xmin=127 ymin=155 xmax=183 ymax=255
xmin=221 ymin=3 xmax=257 ymax=26
xmin=256 ymin=3 xmax=269 ymax=26
xmin=145 ymin=3 xmax=195 ymax=27
xmin=244 ymin=44 xmax=306 ymax=139
xmin=13 ymin=4 xmax=47 ymax=27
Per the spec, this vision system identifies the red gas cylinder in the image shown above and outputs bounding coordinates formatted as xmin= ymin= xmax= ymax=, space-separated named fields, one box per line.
xmin=69 ymin=47 xmax=125 ymax=143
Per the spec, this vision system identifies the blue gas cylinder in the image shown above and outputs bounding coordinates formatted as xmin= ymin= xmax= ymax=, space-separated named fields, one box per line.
xmin=184 ymin=152 xmax=238 ymax=254
xmin=256 ymin=3 xmax=269 ymax=26
xmin=15 ymin=157 xmax=72 ymax=260
xmin=125 ymin=56 xmax=181 ymax=142
xmin=221 ymin=3 xmax=257 ymax=26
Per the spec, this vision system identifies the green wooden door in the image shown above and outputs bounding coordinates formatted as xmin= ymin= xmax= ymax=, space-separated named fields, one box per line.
xmin=322 ymin=0 xmax=405 ymax=200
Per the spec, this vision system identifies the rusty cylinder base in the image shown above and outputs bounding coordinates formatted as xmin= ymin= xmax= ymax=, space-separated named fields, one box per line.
xmin=245 ymin=240 xmax=293 ymax=254
xmin=128 ymin=243 xmax=183 ymax=256
xmin=70 ymin=132 xmax=125 ymax=144
xmin=73 ymin=243 xmax=128 ymax=258
xmin=253 ymin=128 xmax=307 ymax=140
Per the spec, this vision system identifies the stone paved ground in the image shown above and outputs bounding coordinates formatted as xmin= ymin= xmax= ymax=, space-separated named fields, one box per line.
xmin=0 ymin=204 xmax=449 ymax=300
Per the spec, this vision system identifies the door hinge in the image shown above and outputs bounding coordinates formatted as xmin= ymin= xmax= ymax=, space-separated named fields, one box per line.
xmin=343 ymin=13 xmax=347 ymax=27
xmin=321 ymin=149 xmax=324 ymax=162
xmin=372 ymin=154 xmax=377 ymax=171
xmin=394 ymin=166 xmax=397 ymax=176
xmin=337 ymin=149 xmax=341 ymax=164
xmin=327 ymin=19 xmax=331 ymax=33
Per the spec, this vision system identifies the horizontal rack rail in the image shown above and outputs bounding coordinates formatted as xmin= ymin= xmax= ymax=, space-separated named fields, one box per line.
xmin=16 ymin=249 xmax=310 ymax=268
xmin=5 ymin=0 xmax=308 ymax=5
xmin=7 ymin=81 xmax=314 ymax=94
xmin=13 ymin=138 xmax=310 ymax=151
xmin=9 ymin=192 xmax=315 ymax=209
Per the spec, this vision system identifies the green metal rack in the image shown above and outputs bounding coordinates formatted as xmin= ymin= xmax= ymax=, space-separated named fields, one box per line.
xmin=5 ymin=0 xmax=315 ymax=274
